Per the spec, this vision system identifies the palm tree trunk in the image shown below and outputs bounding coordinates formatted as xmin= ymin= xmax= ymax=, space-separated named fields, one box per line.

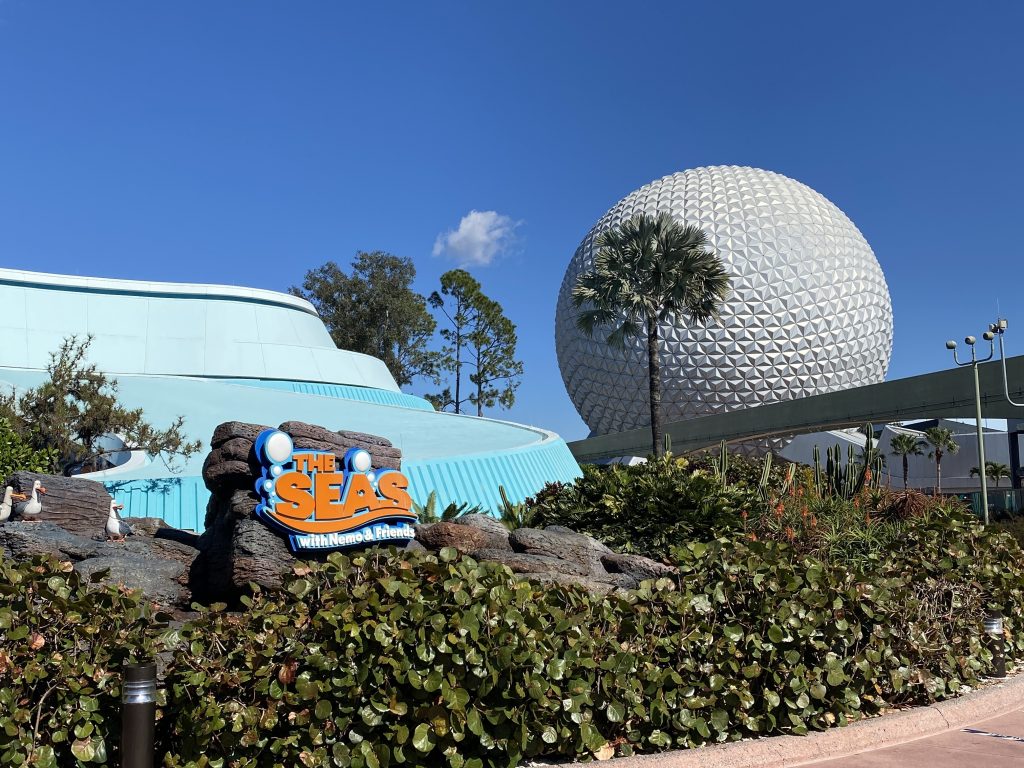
xmin=647 ymin=314 xmax=663 ymax=457
xmin=936 ymin=457 xmax=942 ymax=495
xmin=903 ymin=455 xmax=909 ymax=489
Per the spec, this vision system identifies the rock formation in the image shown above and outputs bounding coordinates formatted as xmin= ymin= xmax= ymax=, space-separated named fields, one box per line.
xmin=190 ymin=420 xmax=405 ymax=603
xmin=1 ymin=472 xmax=199 ymax=611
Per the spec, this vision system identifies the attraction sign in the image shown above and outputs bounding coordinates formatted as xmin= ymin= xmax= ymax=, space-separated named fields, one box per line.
xmin=253 ymin=429 xmax=416 ymax=552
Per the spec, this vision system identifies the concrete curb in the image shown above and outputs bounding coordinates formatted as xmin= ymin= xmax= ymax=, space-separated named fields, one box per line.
xmin=604 ymin=672 xmax=1024 ymax=767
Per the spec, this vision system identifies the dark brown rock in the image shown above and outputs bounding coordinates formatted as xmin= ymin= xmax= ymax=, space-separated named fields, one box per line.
xmin=0 ymin=521 xmax=106 ymax=561
xmin=215 ymin=437 xmax=258 ymax=464
xmin=211 ymin=421 xmax=272 ymax=448
xmin=1 ymin=521 xmax=198 ymax=609
xmin=416 ymin=522 xmax=497 ymax=554
xmin=517 ymin=572 xmax=619 ymax=595
xmin=510 ymin=527 xmax=612 ymax=574
xmin=471 ymin=548 xmax=591 ymax=576
xmin=455 ymin=514 xmax=512 ymax=549
xmin=230 ymin=518 xmax=294 ymax=594
xmin=202 ymin=455 xmax=254 ymax=493
xmin=228 ymin=490 xmax=260 ymax=519
xmin=600 ymin=552 xmax=678 ymax=582
xmin=74 ymin=556 xmax=188 ymax=608
xmin=5 ymin=472 xmax=113 ymax=538
xmin=280 ymin=422 xmax=402 ymax=470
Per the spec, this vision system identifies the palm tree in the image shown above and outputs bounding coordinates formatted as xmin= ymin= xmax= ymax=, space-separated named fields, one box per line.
xmin=924 ymin=426 xmax=959 ymax=494
xmin=572 ymin=213 xmax=730 ymax=456
xmin=971 ymin=461 xmax=1012 ymax=488
xmin=889 ymin=432 xmax=927 ymax=489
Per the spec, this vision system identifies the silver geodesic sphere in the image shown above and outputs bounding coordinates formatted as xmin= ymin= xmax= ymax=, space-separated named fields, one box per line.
xmin=555 ymin=166 xmax=893 ymax=437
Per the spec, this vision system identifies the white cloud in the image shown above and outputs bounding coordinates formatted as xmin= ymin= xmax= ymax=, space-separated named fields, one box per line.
xmin=432 ymin=210 xmax=518 ymax=267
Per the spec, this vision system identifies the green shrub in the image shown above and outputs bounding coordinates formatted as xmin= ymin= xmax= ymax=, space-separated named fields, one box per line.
xmin=4 ymin=507 xmax=1024 ymax=767
xmin=0 ymin=417 xmax=59 ymax=478
xmin=528 ymin=456 xmax=752 ymax=559
xmin=158 ymin=515 xmax=1024 ymax=766
xmin=0 ymin=556 xmax=165 ymax=767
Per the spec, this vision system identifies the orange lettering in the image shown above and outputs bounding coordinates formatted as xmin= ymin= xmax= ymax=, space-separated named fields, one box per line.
xmin=341 ymin=473 xmax=381 ymax=517
xmin=314 ymin=471 xmax=347 ymax=520
xmin=377 ymin=471 xmax=413 ymax=512
xmin=274 ymin=471 xmax=314 ymax=521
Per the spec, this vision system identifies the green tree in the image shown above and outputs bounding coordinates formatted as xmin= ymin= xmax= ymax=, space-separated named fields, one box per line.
xmin=924 ymin=426 xmax=959 ymax=494
xmin=290 ymin=251 xmax=440 ymax=387
xmin=971 ymin=460 xmax=1012 ymax=488
xmin=428 ymin=269 xmax=482 ymax=414
xmin=889 ymin=432 xmax=927 ymax=489
xmin=0 ymin=336 xmax=202 ymax=475
xmin=468 ymin=295 xmax=523 ymax=417
xmin=428 ymin=270 xmax=524 ymax=416
xmin=572 ymin=213 xmax=730 ymax=456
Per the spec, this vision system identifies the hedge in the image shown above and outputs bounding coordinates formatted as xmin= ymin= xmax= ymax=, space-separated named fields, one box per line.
xmin=2 ymin=508 xmax=1023 ymax=767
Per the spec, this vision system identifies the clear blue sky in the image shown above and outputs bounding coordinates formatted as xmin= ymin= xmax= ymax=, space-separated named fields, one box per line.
xmin=1 ymin=2 xmax=1022 ymax=441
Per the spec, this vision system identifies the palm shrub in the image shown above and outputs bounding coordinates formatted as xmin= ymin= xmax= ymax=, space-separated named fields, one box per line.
xmin=572 ymin=213 xmax=730 ymax=456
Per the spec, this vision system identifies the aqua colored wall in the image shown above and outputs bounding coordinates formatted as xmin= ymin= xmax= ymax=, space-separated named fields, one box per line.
xmin=1 ymin=268 xmax=583 ymax=529
xmin=0 ymin=267 xmax=399 ymax=391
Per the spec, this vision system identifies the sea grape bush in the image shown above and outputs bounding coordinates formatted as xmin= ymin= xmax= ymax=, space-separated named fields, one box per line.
xmin=0 ymin=556 xmax=164 ymax=767
xmin=2 ymin=505 xmax=1024 ymax=767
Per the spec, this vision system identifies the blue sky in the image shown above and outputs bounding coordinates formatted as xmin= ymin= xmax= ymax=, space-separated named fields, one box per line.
xmin=1 ymin=2 xmax=1022 ymax=441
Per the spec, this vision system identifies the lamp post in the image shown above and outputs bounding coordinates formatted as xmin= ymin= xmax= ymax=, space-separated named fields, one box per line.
xmin=990 ymin=318 xmax=1024 ymax=503
xmin=946 ymin=332 xmax=995 ymax=524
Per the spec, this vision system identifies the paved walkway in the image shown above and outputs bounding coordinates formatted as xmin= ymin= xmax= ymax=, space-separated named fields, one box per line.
xmin=806 ymin=708 xmax=1024 ymax=767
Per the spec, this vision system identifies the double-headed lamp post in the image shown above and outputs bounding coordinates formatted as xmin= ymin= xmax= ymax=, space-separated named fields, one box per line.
xmin=946 ymin=332 xmax=996 ymax=524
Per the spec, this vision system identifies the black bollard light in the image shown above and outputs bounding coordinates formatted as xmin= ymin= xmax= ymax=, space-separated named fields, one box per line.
xmin=984 ymin=613 xmax=1006 ymax=679
xmin=121 ymin=662 xmax=156 ymax=768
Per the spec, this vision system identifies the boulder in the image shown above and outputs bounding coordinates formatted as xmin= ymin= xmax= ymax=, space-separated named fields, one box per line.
xmin=211 ymin=421 xmax=272 ymax=448
xmin=509 ymin=527 xmax=612 ymax=575
xmin=74 ymin=556 xmax=188 ymax=608
xmin=470 ymin=548 xmax=591 ymax=576
xmin=229 ymin=518 xmax=294 ymax=594
xmin=0 ymin=521 xmax=105 ymax=561
xmin=1 ymin=520 xmax=197 ymax=610
xmin=193 ymin=419 xmax=408 ymax=604
xmin=202 ymin=454 xmax=255 ymax=493
xmin=415 ymin=522 xmax=495 ymax=554
xmin=279 ymin=422 xmax=403 ymax=470
xmin=518 ymin=572 xmax=620 ymax=595
xmin=4 ymin=472 xmax=113 ymax=538
xmin=600 ymin=552 xmax=678 ymax=583
xmin=455 ymin=514 xmax=512 ymax=549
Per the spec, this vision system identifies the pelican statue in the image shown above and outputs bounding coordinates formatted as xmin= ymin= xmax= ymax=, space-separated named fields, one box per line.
xmin=105 ymin=499 xmax=134 ymax=541
xmin=14 ymin=480 xmax=46 ymax=520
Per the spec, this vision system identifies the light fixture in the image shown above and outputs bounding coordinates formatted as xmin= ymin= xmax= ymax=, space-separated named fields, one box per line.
xmin=985 ymin=612 xmax=1006 ymax=678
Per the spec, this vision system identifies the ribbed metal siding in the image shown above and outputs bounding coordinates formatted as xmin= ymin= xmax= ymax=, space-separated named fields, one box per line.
xmin=402 ymin=438 xmax=582 ymax=513
xmin=107 ymin=438 xmax=581 ymax=533
xmin=243 ymin=380 xmax=435 ymax=411
xmin=105 ymin=477 xmax=209 ymax=532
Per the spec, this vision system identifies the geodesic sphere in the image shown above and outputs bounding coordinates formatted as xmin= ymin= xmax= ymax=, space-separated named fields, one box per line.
xmin=555 ymin=166 xmax=893 ymax=437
